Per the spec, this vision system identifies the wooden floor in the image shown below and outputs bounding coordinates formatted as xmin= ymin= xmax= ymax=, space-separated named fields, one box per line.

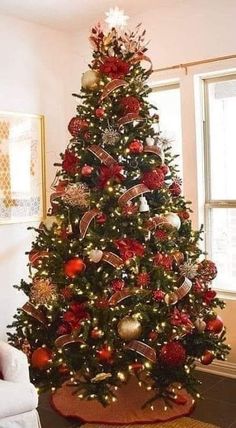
xmin=38 ymin=372 xmax=236 ymax=428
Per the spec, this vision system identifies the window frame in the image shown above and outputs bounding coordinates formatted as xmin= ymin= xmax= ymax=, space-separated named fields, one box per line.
xmin=201 ymin=73 xmax=236 ymax=296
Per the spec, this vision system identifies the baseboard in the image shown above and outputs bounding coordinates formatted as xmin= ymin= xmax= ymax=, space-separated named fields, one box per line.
xmin=196 ymin=359 xmax=236 ymax=378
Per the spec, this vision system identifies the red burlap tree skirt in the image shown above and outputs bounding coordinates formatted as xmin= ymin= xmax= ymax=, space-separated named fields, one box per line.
xmin=51 ymin=377 xmax=194 ymax=424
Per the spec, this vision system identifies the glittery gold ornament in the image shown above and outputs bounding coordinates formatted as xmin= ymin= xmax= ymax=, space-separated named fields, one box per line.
xmin=81 ymin=70 xmax=100 ymax=90
xmin=30 ymin=278 xmax=57 ymax=305
xmin=117 ymin=316 xmax=142 ymax=341
xmin=63 ymin=183 xmax=89 ymax=208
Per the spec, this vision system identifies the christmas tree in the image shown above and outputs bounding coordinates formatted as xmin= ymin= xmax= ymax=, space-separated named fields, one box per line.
xmin=8 ymin=23 xmax=229 ymax=407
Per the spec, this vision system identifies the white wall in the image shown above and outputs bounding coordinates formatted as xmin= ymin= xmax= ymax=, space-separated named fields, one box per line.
xmin=0 ymin=14 xmax=80 ymax=339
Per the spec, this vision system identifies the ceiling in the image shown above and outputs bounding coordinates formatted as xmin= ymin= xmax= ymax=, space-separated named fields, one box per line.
xmin=0 ymin=0 xmax=164 ymax=32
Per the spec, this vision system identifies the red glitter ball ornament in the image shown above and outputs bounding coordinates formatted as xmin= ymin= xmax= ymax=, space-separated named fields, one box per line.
xmin=153 ymin=290 xmax=165 ymax=301
xmin=169 ymin=181 xmax=181 ymax=197
xmin=154 ymin=229 xmax=168 ymax=241
xmin=129 ymin=140 xmax=144 ymax=153
xmin=111 ymin=279 xmax=125 ymax=292
xmin=31 ymin=347 xmax=52 ymax=370
xmin=120 ymin=96 xmax=141 ymax=115
xmin=97 ymin=345 xmax=113 ymax=363
xmin=136 ymin=272 xmax=150 ymax=287
xmin=206 ymin=316 xmax=224 ymax=334
xmin=81 ymin=164 xmax=94 ymax=176
xmin=201 ymin=350 xmax=214 ymax=365
xmin=197 ymin=260 xmax=217 ymax=282
xmin=95 ymin=107 xmax=105 ymax=118
xmin=160 ymin=164 xmax=169 ymax=175
xmin=141 ymin=168 xmax=164 ymax=190
xmin=64 ymin=258 xmax=86 ymax=278
xmin=96 ymin=212 xmax=107 ymax=224
xmin=159 ymin=341 xmax=186 ymax=368
xmin=68 ymin=117 xmax=89 ymax=137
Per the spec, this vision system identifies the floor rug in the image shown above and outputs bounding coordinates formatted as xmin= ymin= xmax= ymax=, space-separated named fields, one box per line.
xmin=52 ymin=376 xmax=194 ymax=424
xmin=83 ymin=419 xmax=219 ymax=428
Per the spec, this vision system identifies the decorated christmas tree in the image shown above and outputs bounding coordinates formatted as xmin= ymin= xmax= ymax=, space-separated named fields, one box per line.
xmin=8 ymin=23 xmax=229 ymax=408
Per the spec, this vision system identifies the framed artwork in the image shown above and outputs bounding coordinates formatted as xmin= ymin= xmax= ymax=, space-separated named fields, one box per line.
xmin=0 ymin=112 xmax=46 ymax=224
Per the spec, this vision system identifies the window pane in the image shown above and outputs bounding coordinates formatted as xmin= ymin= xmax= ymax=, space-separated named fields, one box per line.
xmin=208 ymin=207 xmax=236 ymax=292
xmin=149 ymin=85 xmax=183 ymax=177
xmin=207 ymin=78 xmax=236 ymax=200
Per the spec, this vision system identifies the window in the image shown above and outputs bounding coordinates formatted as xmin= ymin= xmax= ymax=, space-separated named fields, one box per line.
xmin=203 ymin=75 xmax=236 ymax=293
xmin=149 ymin=83 xmax=183 ymax=178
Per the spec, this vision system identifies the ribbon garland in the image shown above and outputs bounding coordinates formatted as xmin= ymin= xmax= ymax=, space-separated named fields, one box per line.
xmin=130 ymin=53 xmax=153 ymax=72
xmin=144 ymin=146 xmax=164 ymax=163
xmin=21 ymin=302 xmax=47 ymax=326
xmin=79 ymin=208 xmax=101 ymax=239
xmin=109 ymin=288 xmax=148 ymax=306
xmin=118 ymin=184 xmax=151 ymax=206
xmin=145 ymin=216 xmax=169 ymax=231
xmin=117 ymin=113 xmax=144 ymax=127
xmin=28 ymin=250 xmax=50 ymax=266
xmin=102 ymin=252 xmax=124 ymax=268
xmin=165 ymin=277 xmax=192 ymax=305
xmin=126 ymin=340 xmax=157 ymax=363
xmin=100 ymin=78 xmax=128 ymax=101
xmin=55 ymin=334 xmax=85 ymax=348
xmin=87 ymin=144 xmax=117 ymax=167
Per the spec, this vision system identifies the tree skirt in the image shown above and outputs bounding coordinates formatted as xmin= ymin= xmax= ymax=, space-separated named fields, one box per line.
xmin=51 ymin=377 xmax=194 ymax=424
xmin=83 ymin=419 xmax=219 ymax=428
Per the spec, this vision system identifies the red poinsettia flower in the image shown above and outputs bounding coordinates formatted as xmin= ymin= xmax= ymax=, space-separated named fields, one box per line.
xmin=98 ymin=164 xmax=124 ymax=188
xmin=62 ymin=149 xmax=79 ymax=174
xmin=203 ymin=290 xmax=217 ymax=304
xmin=153 ymin=289 xmax=165 ymax=301
xmin=115 ymin=238 xmax=145 ymax=261
xmin=100 ymin=56 xmax=130 ymax=79
xmin=170 ymin=308 xmax=192 ymax=326
xmin=111 ymin=279 xmax=125 ymax=292
xmin=120 ymin=96 xmax=141 ymax=115
xmin=153 ymin=252 xmax=173 ymax=270
xmin=62 ymin=302 xmax=89 ymax=331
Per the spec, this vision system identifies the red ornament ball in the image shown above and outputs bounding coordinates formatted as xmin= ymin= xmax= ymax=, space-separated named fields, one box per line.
xmin=97 ymin=345 xmax=113 ymax=363
xmin=206 ymin=316 xmax=224 ymax=334
xmin=153 ymin=289 xmax=165 ymax=301
xmin=90 ymin=327 xmax=104 ymax=339
xmin=96 ymin=212 xmax=107 ymax=224
xmin=136 ymin=272 xmax=150 ymax=287
xmin=160 ymin=164 xmax=169 ymax=175
xmin=111 ymin=279 xmax=125 ymax=292
xmin=31 ymin=347 xmax=52 ymax=370
xmin=68 ymin=117 xmax=89 ymax=137
xmin=197 ymin=260 xmax=217 ymax=282
xmin=120 ymin=96 xmax=141 ymax=115
xmin=141 ymin=168 xmax=164 ymax=190
xmin=169 ymin=181 xmax=181 ymax=197
xmin=64 ymin=258 xmax=86 ymax=278
xmin=95 ymin=107 xmax=105 ymax=118
xmin=159 ymin=341 xmax=186 ymax=368
xmin=129 ymin=140 xmax=144 ymax=154
xmin=81 ymin=164 xmax=94 ymax=176
xmin=201 ymin=350 xmax=214 ymax=365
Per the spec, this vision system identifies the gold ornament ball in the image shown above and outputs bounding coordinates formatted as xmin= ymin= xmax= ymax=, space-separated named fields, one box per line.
xmin=81 ymin=70 xmax=100 ymax=90
xmin=117 ymin=316 xmax=142 ymax=341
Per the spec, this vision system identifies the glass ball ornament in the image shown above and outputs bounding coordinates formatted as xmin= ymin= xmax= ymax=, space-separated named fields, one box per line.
xmin=164 ymin=212 xmax=181 ymax=230
xmin=117 ymin=316 xmax=142 ymax=341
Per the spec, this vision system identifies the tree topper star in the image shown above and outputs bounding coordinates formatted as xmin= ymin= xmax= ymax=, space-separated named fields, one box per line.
xmin=105 ymin=7 xmax=129 ymax=28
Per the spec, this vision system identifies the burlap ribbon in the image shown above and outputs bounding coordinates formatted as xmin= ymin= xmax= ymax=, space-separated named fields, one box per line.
xmin=102 ymin=252 xmax=124 ymax=268
xmin=130 ymin=53 xmax=153 ymax=72
xmin=165 ymin=277 xmax=192 ymax=305
xmin=126 ymin=340 xmax=156 ymax=363
xmin=87 ymin=144 xmax=116 ymax=167
xmin=21 ymin=302 xmax=47 ymax=326
xmin=117 ymin=113 xmax=144 ymax=127
xmin=109 ymin=288 xmax=148 ymax=306
xmin=118 ymin=184 xmax=150 ymax=206
xmin=55 ymin=334 xmax=85 ymax=348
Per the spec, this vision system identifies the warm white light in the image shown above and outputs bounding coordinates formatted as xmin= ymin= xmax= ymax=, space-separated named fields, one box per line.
xmin=105 ymin=7 xmax=129 ymax=28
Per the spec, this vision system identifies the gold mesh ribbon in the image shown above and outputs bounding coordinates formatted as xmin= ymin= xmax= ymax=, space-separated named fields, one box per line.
xmin=21 ymin=302 xmax=47 ymax=326
xmin=100 ymin=78 xmax=128 ymax=101
xmin=126 ymin=340 xmax=157 ymax=363
xmin=118 ymin=184 xmax=150 ymax=206
xmin=79 ymin=208 xmax=101 ymax=239
xmin=102 ymin=252 xmax=124 ymax=268
xmin=55 ymin=334 xmax=85 ymax=348
xmin=144 ymin=146 xmax=164 ymax=163
xmin=117 ymin=113 xmax=144 ymax=127
xmin=87 ymin=144 xmax=116 ymax=167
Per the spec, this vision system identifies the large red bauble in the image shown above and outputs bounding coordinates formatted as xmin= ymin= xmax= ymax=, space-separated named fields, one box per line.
xmin=159 ymin=341 xmax=186 ymax=368
xmin=31 ymin=347 xmax=52 ymax=370
xmin=201 ymin=350 xmax=214 ymax=365
xmin=68 ymin=117 xmax=89 ymax=137
xmin=64 ymin=258 xmax=86 ymax=278
xmin=206 ymin=316 xmax=224 ymax=334
xmin=95 ymin=107 xmax=105 ymax=118
xmin=129 ymin=140 xmax=144 ymax=154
